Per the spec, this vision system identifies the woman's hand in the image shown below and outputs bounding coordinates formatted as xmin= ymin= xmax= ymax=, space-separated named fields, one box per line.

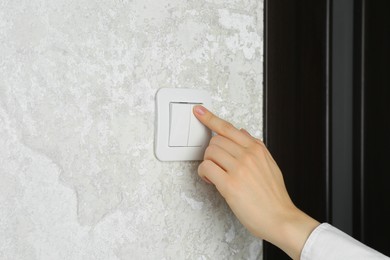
xmin=193 ymin=105 xmax=319 ymax=260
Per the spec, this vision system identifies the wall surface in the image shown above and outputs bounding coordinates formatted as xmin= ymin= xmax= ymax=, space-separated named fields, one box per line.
xmin=0 ymin=0 xmax=263 ymax=259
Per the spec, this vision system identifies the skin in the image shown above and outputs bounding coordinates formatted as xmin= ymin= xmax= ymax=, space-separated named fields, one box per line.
xmin=193 ymin=105 xmax=320 ymax=260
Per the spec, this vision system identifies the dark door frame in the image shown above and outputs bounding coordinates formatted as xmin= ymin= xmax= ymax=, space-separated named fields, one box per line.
xmin=352 ymin=0 xmax=390 ymax=253
xmin=263 ymin=0 xmax=331 ymax=258
xmin=264 ymin=0 xmax=390 ymax=258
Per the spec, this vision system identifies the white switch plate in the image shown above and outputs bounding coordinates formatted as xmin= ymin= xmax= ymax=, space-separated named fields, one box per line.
xmin=155 ymin=88 xmax=212 ymax=161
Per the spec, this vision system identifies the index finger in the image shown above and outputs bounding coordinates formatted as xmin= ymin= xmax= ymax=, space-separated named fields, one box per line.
xmin=193 ymin=105 xmax=253 ymax=147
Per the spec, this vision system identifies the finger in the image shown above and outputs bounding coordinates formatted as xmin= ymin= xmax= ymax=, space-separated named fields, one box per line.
xmin=240 ymin=128 xmax=252 ymax=137
xmin=204 ymin=144 xmax=237 ymax=173
xmin=193 ymin=106 xmax=253 ymax=147
xmin=198 ymin=160 xmax=229 ymax=192
xmin=209 ymin=134 xmax=244 ymax=158
xmin=203 ymin=176 xmax=212 ymax=184
xmin=240 ymin=128 xmax=260 ymax=143
xmin=240 ymin=128 xmax=268 ymax=149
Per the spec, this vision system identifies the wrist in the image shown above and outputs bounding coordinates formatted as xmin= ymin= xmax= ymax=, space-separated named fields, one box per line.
xmin=270 ymin=207 xmax=320 ymax=260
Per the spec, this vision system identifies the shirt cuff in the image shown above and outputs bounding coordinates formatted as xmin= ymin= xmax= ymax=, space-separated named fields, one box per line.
xmin=300 ymin=223 xmax=389 ymax=260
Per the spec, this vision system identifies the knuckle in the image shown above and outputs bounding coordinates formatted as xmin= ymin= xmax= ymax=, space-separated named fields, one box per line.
xmin=218 ymin=178 xmax=232 ymax=198
xmin=234 ymin=165 xmax=247 ymax=179
xmin=222 ymin=180 xmax=239 ymax=202
xmin=204 ymin=145 xmax=212 ymax=157
xmin=250 ymin=142 xmax=266 ymax=156
xmin=218 ymin=122 xmax=235 ymax=136
xmin=240 ymin=151 xmax=257 ymax=165
xmin=198 ymin=160 xmax=212 ymax=175
xmin=205 ymin=144 xmax=218 ymax=156
xmin=209 ymin=135 xmax=221 ymax=145
xmin=255 ymin=139 xmax=266 ymax=147
xmin=197 ymin=163 xmax=204 ymax=175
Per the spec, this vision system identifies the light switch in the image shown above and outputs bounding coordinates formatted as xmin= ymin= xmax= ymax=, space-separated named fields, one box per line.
xmin=155 ymin=88 xmax=212 ymax=161
xmin=169 ymin=103 xmax=191 ymax=147
xmin=169 ymin=103 xmax=207 ymax=147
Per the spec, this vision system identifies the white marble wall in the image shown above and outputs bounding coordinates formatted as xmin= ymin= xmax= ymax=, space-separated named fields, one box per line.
xmin=0 ymin=0 xmax=263 ymax=259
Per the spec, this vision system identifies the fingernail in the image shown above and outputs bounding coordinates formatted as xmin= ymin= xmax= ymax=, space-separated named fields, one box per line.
xmin=194 ymin=106 xmax=206 ymax=116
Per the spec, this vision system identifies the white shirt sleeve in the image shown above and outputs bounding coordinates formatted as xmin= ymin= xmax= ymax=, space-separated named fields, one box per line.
xmin=301 ymin=223 xmax=389 ymax=260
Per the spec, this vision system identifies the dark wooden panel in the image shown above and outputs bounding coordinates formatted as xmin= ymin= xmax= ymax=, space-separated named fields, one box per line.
xmin=264 ymin=0 xmax=331 ymax=258
xmin=354 ymin=0 xmax=390 ymax=255
xmin=265 ymin=0 xmax=390 ymax=258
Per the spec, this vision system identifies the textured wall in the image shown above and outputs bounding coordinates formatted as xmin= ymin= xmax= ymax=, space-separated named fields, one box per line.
xmin=0 ymin=0 xmax=263 ymax=259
